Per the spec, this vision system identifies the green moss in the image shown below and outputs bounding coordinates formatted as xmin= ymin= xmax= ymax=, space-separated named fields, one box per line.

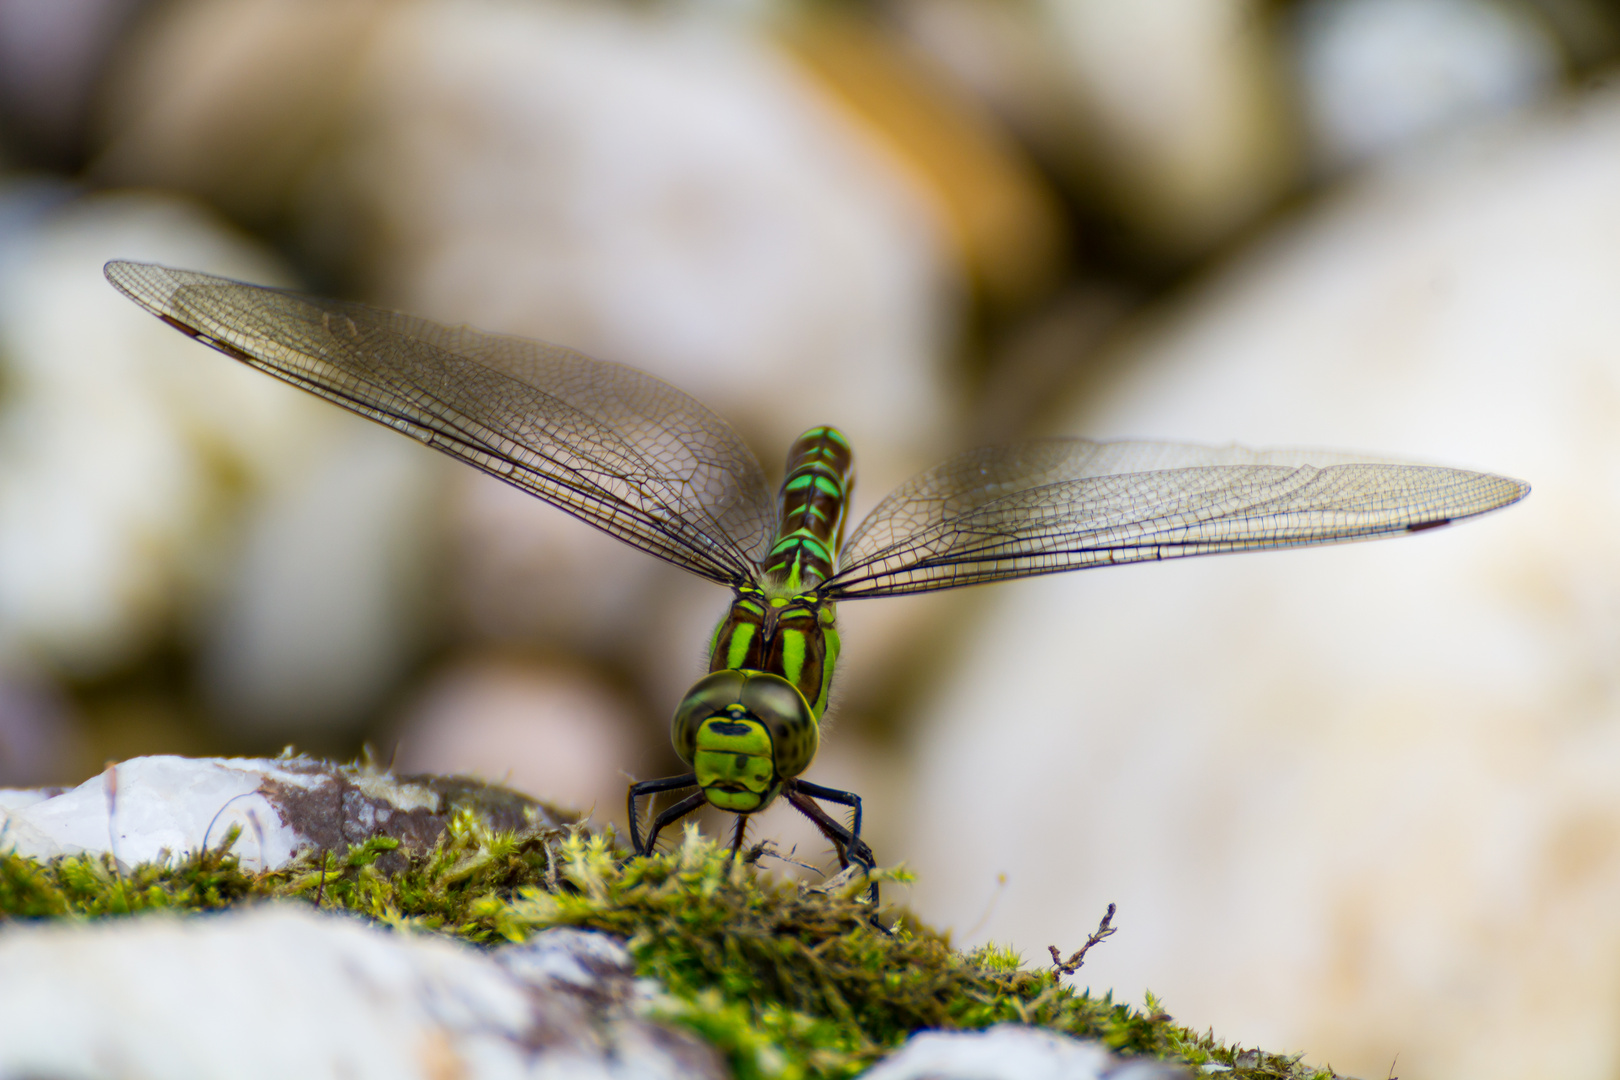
xmin=0 ymin=828 xmax=262 ymax=917
xmin=1 ymin=813 xmax=1346 ymax=1080
xmin=0 ymin=809 xmax=558 ymax=938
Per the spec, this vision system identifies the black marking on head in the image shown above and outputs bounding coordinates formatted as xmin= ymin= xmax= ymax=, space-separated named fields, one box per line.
xmin=710 ymin=720 xmax=753 ymax=736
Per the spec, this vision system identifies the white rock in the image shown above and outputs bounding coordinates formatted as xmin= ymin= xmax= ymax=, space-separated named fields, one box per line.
xmin=1038 ymin=0 xmax=1296 ymax=252
xmin=0 ymin=788 xmax=55 ymax=813
xmin=906 ymin=86 xmax=1620 ymax=1080
xmin=496 ymin=927 xmax=638 ymax=993
xmin=860 ymin=1024 xmax=1184 ymax=1080
xmin=338 ymin=1 xmax=952 ymax=455
xmin=1293 ymin=0 xmax=1562 ymax=170
xmin=3 ymin=755 xmax=297 ymax=870
xmin=0 ymin=754 xmax=556 ymax=872
xmin=0 ymin=909 xmax=723 ymax=1080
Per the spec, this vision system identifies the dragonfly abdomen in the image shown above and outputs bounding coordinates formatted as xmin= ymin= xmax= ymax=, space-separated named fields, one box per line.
xmin=763 ymin=426 xmax=853 ymax=592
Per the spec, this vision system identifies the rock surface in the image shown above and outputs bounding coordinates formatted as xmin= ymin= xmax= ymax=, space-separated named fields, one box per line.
xmin=0 ymin=902 xmax=1187 ymax=1080
xmin=0 ymin=908 xmax=725 ymax=1080
xmin=0 ymin=754 xmax=560 ymax=872
xmin=864 ymin=1024 xmax=1188 ymax=1080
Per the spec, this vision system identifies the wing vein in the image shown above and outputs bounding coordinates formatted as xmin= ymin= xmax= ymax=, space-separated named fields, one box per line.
xmin=823 ymin=441 xmax=1527 ymax=599
xmin=106 ymin=260 xmax=774 ymax=586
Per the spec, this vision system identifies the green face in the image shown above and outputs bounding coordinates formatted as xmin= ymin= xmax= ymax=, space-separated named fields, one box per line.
xmin=692 ymin=713 xmax=777 ymax=811
xmin=672 ymin=669 xmax=819 ymax=813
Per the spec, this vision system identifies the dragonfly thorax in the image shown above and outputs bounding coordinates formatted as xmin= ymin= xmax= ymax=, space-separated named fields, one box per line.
xmin=707 ymin=585 xmax=840 ymax=717
xmin=673 ymin=586 xmax=839 ymax=813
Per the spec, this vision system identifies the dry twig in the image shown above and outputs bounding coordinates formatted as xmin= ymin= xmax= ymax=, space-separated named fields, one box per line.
xmin=1048 ymin=902 xmax=1117 ymax=975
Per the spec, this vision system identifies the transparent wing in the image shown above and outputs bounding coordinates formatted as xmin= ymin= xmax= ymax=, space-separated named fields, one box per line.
xmin=824 ymin=439 xmax=1528 ymax=598
xmin=106 ymin=260 xmax=774 ymax=586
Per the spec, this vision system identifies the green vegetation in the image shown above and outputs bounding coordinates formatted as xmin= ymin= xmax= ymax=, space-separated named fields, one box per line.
xmin=1 ymin=812 xmax=1345 ymax=1080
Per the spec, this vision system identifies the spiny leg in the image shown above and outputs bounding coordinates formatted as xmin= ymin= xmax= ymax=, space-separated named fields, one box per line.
xmin=785 ymin=782 xmax=878 ymax=907
xmin=641 ymin=790 xmax=708 ymax=856
xmin=628 ymin=774 xmax=697 ymax=855
xmin=729 ymin=814 xmax=749 ymax=859
xmin=629 ymin=776 xmax=702 ymax=856
xmin=794 ymin=778 xmax=863 ymax=841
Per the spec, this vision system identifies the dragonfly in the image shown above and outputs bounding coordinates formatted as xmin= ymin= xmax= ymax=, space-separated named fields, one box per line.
xmin=104 ymin=260 xmax=1529 ymax=901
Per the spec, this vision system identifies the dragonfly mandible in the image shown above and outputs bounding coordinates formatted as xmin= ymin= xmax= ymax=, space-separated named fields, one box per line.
xmin=104 ymin=260 xmax=1530 ymax=900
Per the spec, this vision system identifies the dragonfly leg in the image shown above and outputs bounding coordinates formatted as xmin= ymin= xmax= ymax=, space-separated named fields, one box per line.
xmin=628 ymin=774 xmax=698 ymax=856
xmin=729 ymin=814 xmax=749 ymax=859
xmin=785 ymin=781 xmax=878 ymax=907
xmin=793 ymin=778 xmax=863 ymax=841
xmin=638 ymin=790 xmax=707 ymax=856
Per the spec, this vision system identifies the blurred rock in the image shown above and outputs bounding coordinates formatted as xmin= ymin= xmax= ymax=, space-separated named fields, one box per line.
xmin=94 ymin=0 xmax=953 ymax=449
xmin=1529 ymin=0 xmax=1620 ymax=69
xmin=0 ymin=188 xmax=300 ymax=675
xmin=969 ymin=283 xmax=1135 ymax=446
xmin=391 ymin=658 xmax=641 ymax=831
xmin=94 ymin=0 xmax=960 ymax=723
xmin=897 ymin=0 xmax=1299 ymax=260
xmin=197 ymin=417 xmax=443 ymax=737
xmin=0 ymin=188 xmax=444 ymax=740
xmin=777 ymin=5 xmax=1067 ymax=312
xmin=445 ymin=469 xmax=665 ymax=657
xmin=892 ymin=0 xmax=1077 ymax=169
xmin=0 ymin=673 xmax=84 ymax=787
xmin=1293 ymin=0 xmax=1564 ymax=171
xmin=0 ymin=0 xmax=143 ymax=165
xmin=0 ymin=910 xmax=724 ymax=1080
xmin=92 ymin=0 xmax=389 ymax=228
xmin=906 ymin=86 xmax=1620 ymax=1080
xmin=346 ymin=0 xmax=954 ymax=458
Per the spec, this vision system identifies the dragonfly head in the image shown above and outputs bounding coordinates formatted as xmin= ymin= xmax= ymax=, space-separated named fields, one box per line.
xmin=672 ymin=669 xmax=819 ymax=813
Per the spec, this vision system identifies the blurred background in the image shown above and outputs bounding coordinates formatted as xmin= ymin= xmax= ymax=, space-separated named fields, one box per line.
xmin=0 ymin=0 xmax=1616 ymax=1075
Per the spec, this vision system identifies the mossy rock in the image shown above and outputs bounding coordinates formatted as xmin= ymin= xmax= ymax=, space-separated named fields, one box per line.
xmin=1 ymin=808 xmax=1348 ymax=1080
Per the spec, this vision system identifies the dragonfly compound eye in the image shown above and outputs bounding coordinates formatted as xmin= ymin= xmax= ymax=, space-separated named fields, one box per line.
xmin=671 ymin=670 xmax=819 ymax=813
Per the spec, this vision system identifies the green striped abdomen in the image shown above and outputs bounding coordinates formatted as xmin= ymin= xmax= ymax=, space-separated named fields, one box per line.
xmin=763 ymin=426 xmax=853 ymax=593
